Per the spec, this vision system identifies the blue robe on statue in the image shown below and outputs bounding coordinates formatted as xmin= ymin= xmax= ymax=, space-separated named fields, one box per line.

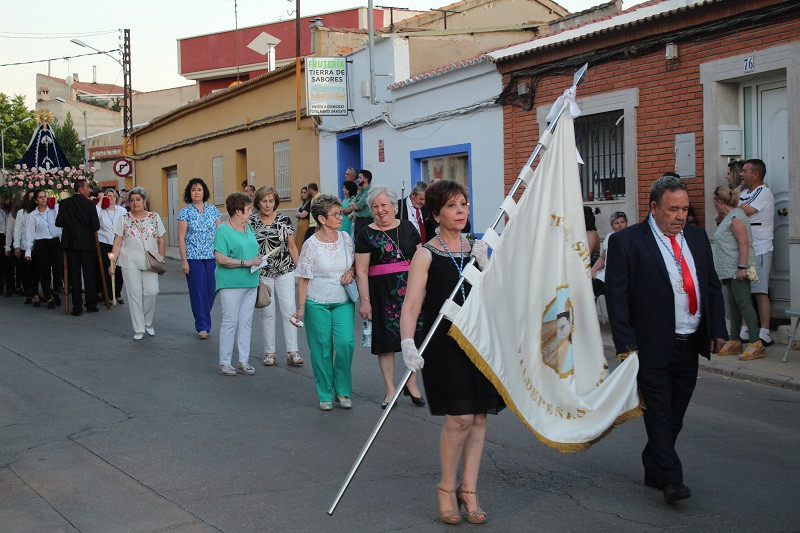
xmin=18 ymin=124 xmax=72 ymax=171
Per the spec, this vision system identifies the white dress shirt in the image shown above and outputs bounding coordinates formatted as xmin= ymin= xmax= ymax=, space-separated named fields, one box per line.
xmin=24 ymin=207 xmax=61 ymax=257
xmin=648 ymin=216 xmax=702 ymax=334
xmin=404 ymin=197 xmax=422 ymax=235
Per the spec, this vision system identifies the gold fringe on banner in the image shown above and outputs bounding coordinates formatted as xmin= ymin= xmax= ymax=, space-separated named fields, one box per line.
xmin=449 ymin=324 xmax=644 ymax=454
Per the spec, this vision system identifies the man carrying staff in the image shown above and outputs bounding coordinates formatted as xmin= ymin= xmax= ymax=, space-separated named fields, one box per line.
xmin=605 ymin=174 xmax=727 ymax=504
xmin=56 ymin=178 xmax=101 ymax=316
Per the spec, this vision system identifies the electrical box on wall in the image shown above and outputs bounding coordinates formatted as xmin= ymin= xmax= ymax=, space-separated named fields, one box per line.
xmin=675 ymin=133 xmax=696 ymax=178
xmin=718 ymin=125 xmax=742 ymax=156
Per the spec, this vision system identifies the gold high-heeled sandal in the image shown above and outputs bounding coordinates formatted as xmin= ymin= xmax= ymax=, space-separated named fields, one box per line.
xmin=457 ymin=484 xmax=487 ymax=524
xmin=437 ymin=486 xmax=462 ymax=525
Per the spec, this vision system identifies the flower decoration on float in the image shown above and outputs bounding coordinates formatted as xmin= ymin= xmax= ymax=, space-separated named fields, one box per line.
xmin=0 ymin=108 xmax=97 ymax=202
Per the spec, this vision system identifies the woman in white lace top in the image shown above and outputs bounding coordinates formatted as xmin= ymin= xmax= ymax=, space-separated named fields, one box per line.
xmin=293 ymin=194 xmax=356 ymax=411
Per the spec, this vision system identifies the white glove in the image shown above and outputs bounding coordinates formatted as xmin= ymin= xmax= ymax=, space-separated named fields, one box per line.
xmin=401 ymin=338 xmax=424 ymax=372
xmin=471 ymin=239 xmax=490 ymax=270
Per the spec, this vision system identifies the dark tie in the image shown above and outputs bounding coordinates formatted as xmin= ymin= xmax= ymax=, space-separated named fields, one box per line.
xmin=667 ymin=235 xmax=697 ymax=315
xmin=415 ymin=207 xmax=426 ymax=243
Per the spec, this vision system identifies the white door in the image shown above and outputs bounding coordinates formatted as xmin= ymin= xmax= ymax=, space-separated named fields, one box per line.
xmin=167 ymin=167 xmax=178 ymax=246
xmin=759 ymin=83 xmax=788 ymax=307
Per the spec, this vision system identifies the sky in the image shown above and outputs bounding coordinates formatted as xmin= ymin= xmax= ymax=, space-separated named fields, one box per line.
xmin=0 ymin=0 xmax=646 ymax=109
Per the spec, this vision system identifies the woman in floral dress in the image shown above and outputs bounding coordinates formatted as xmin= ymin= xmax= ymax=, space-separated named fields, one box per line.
xmin=355 ymin=184 xmax=424 ymax=409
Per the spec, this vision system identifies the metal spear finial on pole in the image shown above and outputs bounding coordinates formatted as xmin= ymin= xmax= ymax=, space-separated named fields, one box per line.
xmin=327 ymin=63 xmax=589 ymax=517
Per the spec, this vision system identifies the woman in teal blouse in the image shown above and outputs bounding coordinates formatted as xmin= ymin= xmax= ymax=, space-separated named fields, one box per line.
xmin=214 ymin=192 xmax=261 ymax=376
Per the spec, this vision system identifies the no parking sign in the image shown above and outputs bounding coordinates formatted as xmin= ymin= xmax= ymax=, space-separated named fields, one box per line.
xmin=113 ymin=158 xmax=132 ymax=177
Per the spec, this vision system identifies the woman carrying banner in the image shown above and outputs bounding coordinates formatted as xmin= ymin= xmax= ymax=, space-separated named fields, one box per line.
xmin=399 ymin=180 xmax=504 ymax=525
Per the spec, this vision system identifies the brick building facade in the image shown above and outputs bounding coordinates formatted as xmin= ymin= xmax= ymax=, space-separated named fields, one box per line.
xmin=491 ymin=0 xmax=800 ymax=315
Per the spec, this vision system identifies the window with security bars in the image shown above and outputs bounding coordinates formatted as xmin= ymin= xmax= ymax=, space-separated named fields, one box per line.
xmin=574 ymin=110 xmax=625 ymax=201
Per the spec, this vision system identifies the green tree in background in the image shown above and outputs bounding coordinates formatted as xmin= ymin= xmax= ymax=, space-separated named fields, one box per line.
xmin=0 ymin=94 xmax=35 ymax=170
xmin=52 ymin=112 xmax=84 ymax=168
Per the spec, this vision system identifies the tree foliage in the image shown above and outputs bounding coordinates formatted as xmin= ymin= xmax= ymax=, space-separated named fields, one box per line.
xmin=0 ymin=94 xmax=35 ymax=169
xmin=52 ymin=112 xmax=84 ymax=168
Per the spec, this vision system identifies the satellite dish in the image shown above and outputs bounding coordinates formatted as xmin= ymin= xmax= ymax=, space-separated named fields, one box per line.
xmin=65 ymin=75 xmax=74 ymax=86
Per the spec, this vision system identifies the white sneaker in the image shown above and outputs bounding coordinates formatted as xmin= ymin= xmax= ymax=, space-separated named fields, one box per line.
xmin=133 ymin=332 xmax=144 ymax=340
xmin=319 ymin=402 xmax=333 ymax=411
xmin=145 ymin=326 xmax=155 ymax=336
xmin=336 ymin=396 xmax=352 ymax=409
xmin=218 ymin=363 xmax=236 ymax=376
xmin=237 ymin=362 xmax=255 ymax=375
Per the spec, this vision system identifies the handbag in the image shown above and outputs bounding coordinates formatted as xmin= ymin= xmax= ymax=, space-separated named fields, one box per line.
xmin=341 ymin=232 xmax=359 ymax=303
xmin=145 ymin=250 xmax=167 ymax=274
xmin=255 ymin=277 xmax=272 ymax=308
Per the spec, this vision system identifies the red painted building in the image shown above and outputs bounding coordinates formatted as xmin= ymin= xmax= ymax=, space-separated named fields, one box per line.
xmin=178 ymin=7 xmax=420 ymax=97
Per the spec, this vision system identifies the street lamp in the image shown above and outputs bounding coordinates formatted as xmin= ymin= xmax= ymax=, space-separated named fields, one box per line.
xmin=70 ymin=38 xmax=122 ymax=66
xmin=55 ymin=97 xmax=89 ymax=169
xmin=1 ymin=116 xmax=33 ymax=172
xmin=70 ymin=32 xmax=131 ymax=138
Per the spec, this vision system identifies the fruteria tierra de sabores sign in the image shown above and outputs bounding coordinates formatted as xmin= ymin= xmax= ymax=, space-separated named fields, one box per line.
xmin=305 ymin=57 xmax=348 ymax=116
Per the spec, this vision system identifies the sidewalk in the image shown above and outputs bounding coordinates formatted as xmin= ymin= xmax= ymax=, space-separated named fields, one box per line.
xmin=165 ymin=246 xmax=800 ymax=392
xmin=598 ymin=322 xmax=800 ymax=392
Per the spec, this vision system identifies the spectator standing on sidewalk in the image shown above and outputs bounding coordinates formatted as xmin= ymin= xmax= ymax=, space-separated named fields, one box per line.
xmin=97 ymin=188 xmax=127 ymax=305
xmin=343 ymin=169 xmax=373 ymax=238
xmin=737 ymin=159 xmax=775 ymax=346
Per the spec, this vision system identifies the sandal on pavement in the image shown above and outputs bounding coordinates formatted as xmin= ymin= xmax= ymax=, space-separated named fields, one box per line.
xmin=437 ymin=486 xmax=462 ymax=525
xmin=457 ymin=484 xmax=487 ymax=524
xmin=263 ymin=353 xmax=276 ymax=366
xmin=287 ymin=352 xmax=304 ymax=366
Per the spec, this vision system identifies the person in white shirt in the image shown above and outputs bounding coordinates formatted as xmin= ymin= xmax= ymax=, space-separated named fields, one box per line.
xmin=97 ymin=188 xmax=127 ymax=304
xmin=0 ymin=199 xmax=13 ymax=296
xmin=737 ymin=158 xmax=774 ymax=345
xmin=24 ymin=189 xmax=62 ymax=309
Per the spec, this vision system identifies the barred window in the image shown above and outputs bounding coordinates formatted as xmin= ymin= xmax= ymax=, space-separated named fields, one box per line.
xmin=574 ymin=110 xmax=625 ymax=201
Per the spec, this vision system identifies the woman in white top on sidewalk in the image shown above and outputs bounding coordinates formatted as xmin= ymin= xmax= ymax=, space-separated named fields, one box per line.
xmin=24 ymin=189 xmax=62 ymax=309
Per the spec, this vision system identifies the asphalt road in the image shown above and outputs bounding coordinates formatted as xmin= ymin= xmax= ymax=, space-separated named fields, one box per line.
xmin=1 ymin=266 xmax=799 ymax=532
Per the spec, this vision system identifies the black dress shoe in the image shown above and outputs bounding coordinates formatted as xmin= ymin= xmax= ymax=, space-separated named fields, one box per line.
xmin=47 ymin=300 xmax=56 ymax=310
xmin=116 ymin=297 xmax=125 ymax=305
xmin=24 ymin=297 xmax=32 ymax=305
xmin=760 ymin=337 xmax=775 ymax=347
xmin=86 ymin=306 xmax=99 ymax=313
xmin=52 ymin=294 xmax=61 ymax=306
xmin=381 ymin=402 xmax=389 ymax=410
xmin=663 ymin=482 xmax=691 ymax=503
xmin=402 ymin=385 xmax=426 ymax=407
xmin=33 ymin=300 xmax=41 ymax=307
xmin=71 ymin=308 xmax=83 ymax=316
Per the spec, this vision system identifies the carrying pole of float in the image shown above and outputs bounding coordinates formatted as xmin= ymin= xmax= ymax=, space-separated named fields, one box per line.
xmin=327 ymin=64 xmax=589 ymax=516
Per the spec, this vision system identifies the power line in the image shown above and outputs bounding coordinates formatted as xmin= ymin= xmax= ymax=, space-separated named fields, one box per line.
xmin=0 ymin=30 xmax=117 ymax=39
xmin=0 ymin=50 xmax=120 ymax=68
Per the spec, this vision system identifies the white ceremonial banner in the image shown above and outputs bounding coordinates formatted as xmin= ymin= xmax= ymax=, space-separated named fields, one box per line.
xmin=447 ymin=107 xmax=642 ymax=452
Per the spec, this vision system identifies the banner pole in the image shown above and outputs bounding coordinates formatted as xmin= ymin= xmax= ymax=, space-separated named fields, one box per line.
xmin=327 ymin=63 xmax=588 ymax=517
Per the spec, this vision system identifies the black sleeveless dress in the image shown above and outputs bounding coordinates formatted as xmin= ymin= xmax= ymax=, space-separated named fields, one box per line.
xmin=421 ymin=243 xmax=505 ymax=416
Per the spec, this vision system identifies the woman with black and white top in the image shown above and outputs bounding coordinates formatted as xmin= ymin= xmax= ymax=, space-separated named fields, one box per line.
xmin=24 ymin=189 xmax=62 ymax=309
xmin=250 ymin=186 xmax=302 ymax=367
xmin=97 ymin=188 xmax=126 ymax=304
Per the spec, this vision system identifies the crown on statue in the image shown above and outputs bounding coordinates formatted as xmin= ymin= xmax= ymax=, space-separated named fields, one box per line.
xmin=34 ymin=108 xmax=55 ymax=126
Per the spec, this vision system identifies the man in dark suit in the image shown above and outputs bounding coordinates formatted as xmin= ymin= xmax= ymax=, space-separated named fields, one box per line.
xmin=605 ymin=174 xmax=727 ymax=504
xmin=56 ymin=178 xmax=101 ymax=315
xmin=396 ymin=181 xmax=434 ymax=243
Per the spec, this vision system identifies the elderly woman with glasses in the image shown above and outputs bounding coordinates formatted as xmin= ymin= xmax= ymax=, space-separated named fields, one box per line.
xmin=590 ymin=211 xmax=628 ymax=299
xmin=293 ymin=194 xmax=356 ymax=411
xmin=355 ymin=183 xmax=425 ymax=409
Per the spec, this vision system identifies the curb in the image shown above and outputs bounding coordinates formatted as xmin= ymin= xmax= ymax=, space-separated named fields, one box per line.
xmin=603 ymin=339 xmax=800 ymax=393
xmin=698 ymin=359 xmax=800 ymax=392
